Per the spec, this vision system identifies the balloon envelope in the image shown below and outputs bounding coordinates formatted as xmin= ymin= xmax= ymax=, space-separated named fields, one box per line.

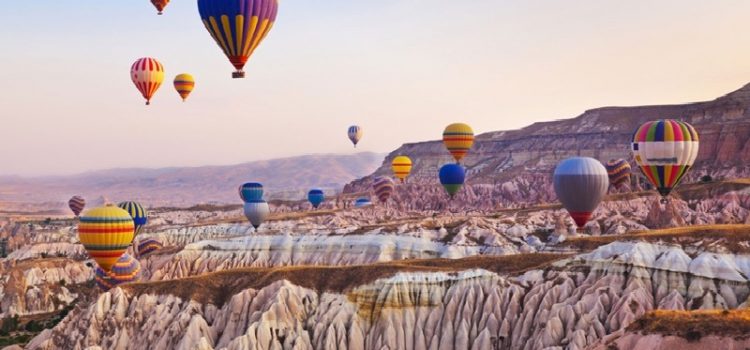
xmin=95 ymin=253 xmax=140 ymax=291
xmin=348 ymin=126 xmax=363 ymax=147
xmin=197 ymin=0 xmax=279 ymax=78
xmin=391 ymin=156 xmax=412 ymax=183
xmin=78 ymin=206 xmax=135 ymax=272
xmin=354 ymin=197 xmax=372 ymax=208
xmin=373 ymin=177 xmax=395 ymax=203
xmin=173 ymin=74 xmax=195 ymax=101
xmin=605 ymin=159 xmax=632 ymax=189
xmin=136 ymin=238 xmax=163 ymax=258
xmin=439 ymin=164 xmax=466 ymax=198
xmin=632 ymin=119 xmax=699 ymax=198
xmin=68 ymin=196 xmax=86 ymax=217
xmin=243 ymin=200 xmax=270 ymax=229
xmin=150 ymin=0 xmax=169 ymax=14
xmin=130 ymin=57 xmax=165 ymax=105
xmin=239 ymin=183 xmax=264 ymax=202
xmin=442 ymin=123 xmax=474 ymax=163
xmin=553 ymin=157 xmax=609 ymax=228
xmin=118 ymin=201 xmax=148 ymax=236
xmin=307 ymin=189 xmax=325 ymax=209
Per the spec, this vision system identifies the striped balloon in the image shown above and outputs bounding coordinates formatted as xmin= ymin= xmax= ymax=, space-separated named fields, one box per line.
xmin=554 ymin=157 xmax=609 ymax=228
xmin=78 ymin=206 xmax=134 ymax=272
xmin=348 ymin=125 xmax=363 ymax=147
xmin=439 ymin=164 xmax=466 ymax=198
xmin=243 ymin=200 xmax=270 ymax=229
xmin=372 ymin=177 xmax=395 ymax=203
xmin=198 ymin=0 xmax=279 ymax=78
xmin=307 ymin=189 xmax=325 ymax=209
xmin=239 ymin=183 xmax=264 ymax=202
xmin=94 ymin=253 xmax=141 ymax=292
xmin=631 ymin=120 xmax=700 ymax=198
xmin=391 ymin=156 xmax=412 ymax=183
xmin=173 ymin=74 xmax=195 ymax=101
xmin=130 ymin=57 xmax=165 ymax=105
xmin=443 ymin=123 xmax=475 ymax=163
xmin=150 ymin=0 xmax=169 ymax=15
xmin=136 ymin=238 xmax=163 ymax=258
xmin=354 ymin=197 xmax=372 ymax=208
xmin=68 ymin=196 xmax=86 ymax=217
xmin=605 ymin=159 xmax=632 ymax=189
xmin=117 ymin=201 xmax=148 ymax=236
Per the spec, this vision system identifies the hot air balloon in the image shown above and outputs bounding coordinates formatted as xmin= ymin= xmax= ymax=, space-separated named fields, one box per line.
xmin=439 ymin=164 xmax=466 ymax=199
xmin=94 ymin=253 xmax=141 ymax=291
xmin=308 ymin=189 xmax=325 ymax=209
xmin=391 ymin=156 xmax=412 ymax=183
xmin=173 ymin=74 xmax=195 ymax=101
xmin=151 ymin=0 xmax=169 ymax=15
xmin=68 ymin=196 xmax=86 ymax=217
xmin=605 ymin=159 xmax=632 ymax=190
xmin=197 ymin=0 xmax=279 ymax=78
xmin=553 ymin=157 xmax=609 ymax=228
xmin=78 ymin=206 xmax=134 ymax=272
xmin=443 ymin=123 xmax=474 ymax=163
xmin=348 ymin=126 xmax=363 ymax=147
xmin=131 ymin=57 xmax=165 ymax=105
xmin=136 ymin=238 xmax=163 ymax=258
xmin=239 ymin=183 xmax=264 ymax=202
xmin=632 ymin=120 xmax=700 ymax=201
xmin=118 ymin=201 xmax=148 ymax=236
xmin=243 ymin=200 xmax=270 ymax=229
xmin=373 ymin=177 xmax=395 ymax=204
xmin=354 ymin=197 xmax=372 ymax=208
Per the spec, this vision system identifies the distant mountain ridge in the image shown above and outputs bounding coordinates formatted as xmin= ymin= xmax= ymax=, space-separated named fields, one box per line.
xmin=347 ymin=82 xmax=750 ymax=194
xmin=0 ymin=153 xmax=384 ymax=207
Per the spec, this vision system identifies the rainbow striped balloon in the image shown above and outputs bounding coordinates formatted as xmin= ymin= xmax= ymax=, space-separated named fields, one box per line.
xmin=173 ymin=74 xmax=195 ymax=101
xmin=94 ymin=253 xmax=141 ymax=291
xmin=373 ymin=177 xmax=395 ymax=203
xmin=605 ymin=159 xmax=632 ymax=189
xmin=118 ymin=201 xmax=148 ymax=236
xmin=136 ymin=238 xmax=163 ymax=258
xmin=442 ymin=123 xmax=474 ymax=163
xmin=78 ymin=206 xmax=134 ymax=272
xmin=130 ymin=57 xmax=165 ymax=105
xmin=632 ymin=120 xmax=699 ymax=198
xmin=198 ymin=0 xmax=279 ymax=78
xmin=391 ymin=156 xmax=412 ymax=183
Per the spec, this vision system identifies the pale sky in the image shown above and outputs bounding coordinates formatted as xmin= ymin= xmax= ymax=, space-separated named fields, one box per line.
xmin=2 ymin=1 xmax=750 ymax=176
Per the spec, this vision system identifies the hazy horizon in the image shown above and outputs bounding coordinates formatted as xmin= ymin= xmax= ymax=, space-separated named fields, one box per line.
xmin=3 ymin=1 xmax=750 ymax=176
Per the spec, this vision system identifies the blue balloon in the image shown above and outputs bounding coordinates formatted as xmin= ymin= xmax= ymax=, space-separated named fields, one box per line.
xmin=239 ymin=183 xmax=264 ymax=203
xmin=308 ymin=189 xmax=325 ymax=209
xmin=354 ymin=197 xmax=372 ymax=208
xmin=439 ymin=164 xmax=466 ymax=198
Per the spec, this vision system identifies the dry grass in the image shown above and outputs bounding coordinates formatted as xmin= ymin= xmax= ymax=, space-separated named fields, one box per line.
xmin=123 ymin=253 xmax=569 ymax=306
xmin=560 ymin=224 xmax=750 ymax=253
xmin=627 ymin=309 xmax=750 ymax=340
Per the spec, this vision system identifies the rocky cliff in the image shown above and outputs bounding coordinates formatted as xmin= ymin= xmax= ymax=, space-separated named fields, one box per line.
xmin=24 ymin=241 xmax=750 ymax=350
xmin=346 ymin=83 xmax=750 ymax=208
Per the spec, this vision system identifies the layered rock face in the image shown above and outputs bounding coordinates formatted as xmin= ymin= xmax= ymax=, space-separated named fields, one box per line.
xmin=0 ymin=259 xmax=91 ymax=318
xmin=26 ymin=241 xmax=750 ymax=350
xmin=346 ymin=83 xmax=750 ymax=208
